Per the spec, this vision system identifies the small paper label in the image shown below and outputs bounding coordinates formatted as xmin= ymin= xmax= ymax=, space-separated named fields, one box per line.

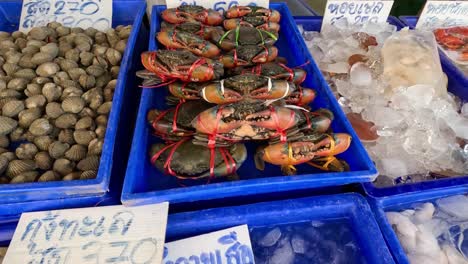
xmin=3 ymin=203 xmax=169 ymax=264
xmin=165 ymin=0 xmax=269 ymax=12
xmin=416 ymin=1 xmax=468 ymax=30
xmin=322 ymin=0 xmax=394 ymax=29
xmin=163 ymin=225 xmax=255 ymax=264
xmin=19 ymin=0 xmax=113 ymax=33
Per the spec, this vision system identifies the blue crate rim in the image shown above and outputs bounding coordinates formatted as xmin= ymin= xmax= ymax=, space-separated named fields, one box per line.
xmin=0 ymin=2 xmax=146 ymax=199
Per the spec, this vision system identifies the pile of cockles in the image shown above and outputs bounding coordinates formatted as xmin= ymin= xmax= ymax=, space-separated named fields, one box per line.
xmin=137 ymin=5 xmax=352 ymax=182
xmin=299 ymin=19 xmax=468 ymax=185
xmin=0 ymin=22 xmax=131 ymax=183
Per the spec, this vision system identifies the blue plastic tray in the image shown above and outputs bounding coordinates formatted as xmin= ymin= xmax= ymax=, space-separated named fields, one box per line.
xmin=166 ymin=193 xmax=394 ymax=263
xmin=370 ymin=186 xmax=468 ymax=263
xmin=122 ymin=3 xmax=377 ymax=208
xmin=0 ymin=0 xmax=147 ymax=204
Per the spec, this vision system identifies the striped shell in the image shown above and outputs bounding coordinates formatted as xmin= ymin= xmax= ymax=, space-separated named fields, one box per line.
xmin=31 ymin=52 xmax=55 ymax=65
xmin=9 ymin=126 xmax=25 ymax=142
xmin=76 ymin=116 xmax=95 ymax=130
xmin=15 ymin=143 xmax=38 ymax=160
xmin=0 ymin=155 xmax=8 ymax=175
xmin=0 ymin=135 xmax=9 ymax=148
xmin=55 ymin=113 xmax=77 ymax=129
xmin=78 ymin=74 xmax=96 ymax=89
xmin=19 ymin=54 xmax=36 ymax=68
xmin=65 ymin=144 xmax=87 ymax=161
xmin=73 ymin=130 xmax=96 ymax=145
xmin=62 ymin=96 xmax=85 ymax=113
xmin=80 ymin=170 xmax=97 ymax=180
xmin=110 ymin=66 xmax=120 ymax=79
xmin=29 ymin=118 xmax=52 ymax=136
xmin=58 ymin=59 xmax=79 ymax=72
xmin=42 ymin=83 xmax=62 ymax=102
xmin=25 ymin=83 xmax=42 ymax=97
xmin=35 ymin=151 xmax=53 ymax=170
xmin=114 ymin=40 xmax=127 ymax=53
xmin=80 ymin=52 xmax=94 ymax=66
xmin=2 ymin=100 xmax=24 ymax=117
xmin=33 ymin=135 xmax=53 ymax=151
xmin=6 ymin=159 xmax=36 ymax=178
xmin=48 ymin=141 xmax=70 ymax=159
xmin=7 ymin=78 xmax=28 ymax=91
xmin=77 ymin=155 xmax=100 ymax=171
xmin=0 ymin=89 xmax=21 ymax=99
xmin=0 ymin=116 xmax=18 ymax=136
xmin=87 ymin=138 xmax=103 ymax=155
xmin=13 ymin=69 xmax=37 ymax=80
xmin=25 ymin=94 xmax=47 ymax=109
xmin=45 ymin=102 xmax=64 ymax=119
xmin=53 ymin=158 xmax=75 ymax=176
xmin=38 ymin=170 xmax=61 ymax=182
xmin=36 ymin=62 xmax=60 ymax=77
xmin=106 ymin=48 xmax=122 ymax=66
xmin=18 ymin=107 xmax=42 ymax=128
xmin=10 ymin=171 xmax=39 ymax=183
xmin=3 ymin=63 xmax=20 ymax=75
xmin=86 ymin=65 xmax=105 ymax=77
xmin=58 ymin=129 xmax=75 ymax=145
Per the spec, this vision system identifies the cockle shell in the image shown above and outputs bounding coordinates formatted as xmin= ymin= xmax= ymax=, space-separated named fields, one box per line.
xmin=53 ymin=71 xmax=70 ymax=85
xmin=29 ymin=118 xmax=52 ymax=136
xmin=95 ymin=73 xmax=111 ymax=88
xmin=32 ymin=76 xmax=51 ymax=85
xmin=18 ymin=54 xmax=35 ymax=68
xmin=86 ymin=65 xmax=105 ymax=77
xmin=48 ymin=141 xmax=70 ymax=159
xmin=0 ymin=89 xmax=21 ymax=99
xmin=3 ymin=63 xmax=20 ymax=75
xmin=9 ymin=126 xmax=25 ymax=141
xmin=110 ymin=66 xmax=120 ymax=79
xmin=58 ymin=59 xmax=78 ymax=71
xmin=10 ymin=171 xmax=39 ymax=183
xmin=45 ymin=102 xmax=64 ymax=119
xmin=0 ymin=116 xmax=18 ymax=136
xmin=38 ymin=170 xmax=60 ymax=182
xmin=89 ymin=94 xmax=103 ymax=110
xmin=117 ymin=25 xmax=132 ymax=39
xmin=56 ymin=26 xmax=71 ymax=37
xmin=36 ymin=62 xmax=60 ymax=77
xmin=58 ymin=129 xmax=75 ymax=145
xmin=67 ymin=67 xmax=86 ymax=81
xmin=95 ymin=115 xmax=107 ymax=127
xmin=87 ymin=138 xmax=103 ymax=155
xmin=53 ymin=158 xmax=75 ymax=176
xmin=80 ymin=170 xmax=97 ymax=180
xmin=55 ymin=113 xmax=77 ymax=129
xmin=93 ymin=45 xmax=108 ymax=57
xmin=94 ymin=32 xmax=107 ymax=44
xmin=40 ymin=43 xmax=59 ymax=57
xmin=25 ymin=83 xmax=42 ymax=96
xmin=79 ymin=107 xmax=96 ymax=118
xmin=105 ymin=48 xmax=121 ymax=66
xmin=114 ymin=40 xmax=127 ymax=54
xmin=22 ymin=45 xmax=40 ymax=55
xmin=77 ymin=155 xmax=100 ymax=171
xmin=6 ymin=159 xmax=36 ymax=178
xmin=5 ymin=51 xmax=21 ymax=64
xmin=1 ymin=152 xmax=15 ymax=162
xmin=65 ymin=144 xmax=87 ymax=161
xmin=106 ymin=29 xmax=120 ymax=47
xmin=62 ymin=96 xmax=85 ymax=113
xmin=7 ymin=78 xmax=28 ymax=91
xmin=13 ymin=69 xmax=36 ymax=80
xmin=95 ymin=125 xmax=106 ymax=139
xmin=35 ymin=151 xmax=53 ymax=170
xmin=0 ymin=79 xmax=6 ymax=90
xmin=2 ymin=100 xmax=24 ymax=117
xmin=80 ymin=51 xmax=94 ymax=66
xmin=34 ymin=135 xmax=53 ymax=151
xmin=76 ymin=116 xmax=95 ymax=130
xmin=61 ymin=87 xmax=83 ymax=99
xmin=47 ymin=21 xmax=61 ymax=29
xmin=18 ymin=107 xmax=42 ymax=128
xmin=92 ymin=56 xmax=109 ymax=68
xmin=65 ymin=49 xmax=80 ymax=62
xmin=16 ymin=143 xmax=38 ymax=160
xmin=97 ymin=102 xmax=112 ymax=114
xmin=0 ymin=97 xmax=12 ymax=110
xmin=0 ymin=155 xmax=8 ymax=175
xmin=31 ymin=52 xmax=55 ymax=65
xmin=42 ymin=82 xmax=62 ymax=102
xmin=103 ymin=88 xmax=114 ymax=102
xmin=62 ymin=172 xmax=81 ymax=181
xmin=25 ymin=94 xmax=47 ymax=108
xmin=73 ymin=130 xmax=96 ymax=145
xmin=84 ymin=28 xmax=98 ymax=38
xmin=78 ymin=74 xmax=96 ymax=89
xmin=0 ymin=135 xmax=9 ymax=148
xmin=0 ymin=147 xmax=7 ymax=155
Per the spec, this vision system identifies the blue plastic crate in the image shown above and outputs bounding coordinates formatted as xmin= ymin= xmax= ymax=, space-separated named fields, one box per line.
xmin=165 ymin=193 xmax=394 ymax=263
xmin=122 ymin=3 xmax=376 ymax=207
xmin=370 ymin=186 xmax=468 ymax=263
xmin=0 ymin=0 xmax=147 ymax=204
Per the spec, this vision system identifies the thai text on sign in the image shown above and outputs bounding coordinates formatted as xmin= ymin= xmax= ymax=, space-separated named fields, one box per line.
xmin=416 ymin=1 xmax=468 ymax=29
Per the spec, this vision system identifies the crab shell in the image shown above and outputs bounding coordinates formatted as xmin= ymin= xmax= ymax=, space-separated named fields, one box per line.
xmin=149 ymin=140 xmax=247 ymax=179
xmin=161 ymin=6 xmax=223 ymax=26
xmin=228 ymin=63 xmax=307 ymax=84
xmin=157 ymin=31 xmax=220 ymax=58
xmin=160 ymin=21 xmax=224 ymax=40
xmin=224 ymin=19 xmax=280 ymax=32
xmin=220 ymin=46 xmax=278 ymax=68
xmin=225 ymin=6 xmax=281 ymax=23
xmin=168 ymin=82 xmax=206 ymax=100
xmin=211 ymin=27 xmax=278 ymax=51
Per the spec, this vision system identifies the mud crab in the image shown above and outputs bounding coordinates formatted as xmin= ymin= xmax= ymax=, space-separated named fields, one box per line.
xmin=191 ymin=104 xmax=334 ymax=147
xmin=161 ymin=5 xmax=223 ymax=26
xmin=140 ymin=50 xmax=224 ymax=84
xmin=157 ymin=30 xmax=221 ymax=58
xmin=434 ymin=26 xmax=468 ymax=61
xmin=220 ymin=45 xmax=278 ymax=68
xmin=227 ymin=62 xmax=307 ymax=84
xmin=224 ymin=6 xmax=281 ymax=32
xmin=150 ymin=139 xmax=247 ymax=179
xmin=255 ymin=132 xmax=352 ymax=175
xmin=147 ymin=100 xmax=213 ymax=141
xmin=160 ymin=21 xmax=224 ymax=40
xmin=211 ymin=26 xmax=278 ymax=51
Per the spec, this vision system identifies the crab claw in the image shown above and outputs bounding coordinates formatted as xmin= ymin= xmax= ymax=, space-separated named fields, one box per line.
xmin=247 ymin=106 xmax=300 ymax=131
xmin=219 ymin=55 xmax=250 ymax=68
xmin=225 ymin=6 xmax=254 ymax=18
xmin=161 ymin=9 xmax=188 ymax=24
xmin=299 ymin=109 xmax=333 ymax=133
xmin=286 ymin=87 xmax=316 ymax=106
xmin=192 ymin=105 xmax=240 ymax=134
xmin=314 ymin=133 xmax=352 ymax=157
xmin=257 ymin=22 xmax=280 ymax=32
xmin=252 ymin=46 xmax=278 ymax=63
xmin=250 ymin=79 xmax=294 ymax=100
xmin=200 ymin=82 xmax=243 ymax=104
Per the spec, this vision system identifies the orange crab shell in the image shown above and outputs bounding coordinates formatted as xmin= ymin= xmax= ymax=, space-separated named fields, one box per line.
xmin=156 ymin=31 xmax=221 ymax=58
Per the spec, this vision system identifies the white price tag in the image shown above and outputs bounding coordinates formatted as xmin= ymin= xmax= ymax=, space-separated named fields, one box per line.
xmin=164 ymin=0 xmax=269 ymax=12
xmin=322 ymin=0 xmax=394 ymax=30
xmin=3 ymin=203 xmax=169 ymax=264
xmin=163 ymin=225 xmax=255 ymax=264
xmin=416 ymin=1 xmax=468 ymax=30
xmin=19 ymin=0 xmax=113 ymax=33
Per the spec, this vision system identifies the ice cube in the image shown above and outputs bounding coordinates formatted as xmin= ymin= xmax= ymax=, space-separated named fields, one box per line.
xmin=291 ymin=234 xmax=307 ymax=254
xmin=379 ymin=158 xmax=408 ymax=178
xmin=270 ymin=238 xmax=295 ymax=264
xmin=258 ymin=227 xmax=282 ymax=247
xmin=349 ymin=62 xmax=373 ymax=87
xmin=412 ymin=203 xmax=435 ymax=224
xmin=322 ymin=61 xmax=349 ymax=74
xmin=447 ymin=116 xmax=468 ymax=140
xmin=436 ymin=195 xmax=468 ymax=220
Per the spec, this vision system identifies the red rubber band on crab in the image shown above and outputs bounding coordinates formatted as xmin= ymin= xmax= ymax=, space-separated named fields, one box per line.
xmin=270 ymin=105 xmax=296 ymax=142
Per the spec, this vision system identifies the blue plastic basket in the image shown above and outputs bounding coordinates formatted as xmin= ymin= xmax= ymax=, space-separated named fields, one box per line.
xmin=166 ymin=193 xmax=394 ymax=263
xmin=370 ymin=186 xmax=468 ymax=263
xmin=122 ymin=3 xmax=377 ymax=208
xmin=0 ymin=0 xmax=147 ymax=204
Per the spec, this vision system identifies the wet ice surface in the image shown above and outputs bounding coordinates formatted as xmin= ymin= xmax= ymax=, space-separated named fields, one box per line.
xmin=386 ymin=195 xmax=468 ymax=264
xmin=250 ymin=220 xmax=366 ymax=264
xmin=300 ymin=18 xmax=468 ymax=185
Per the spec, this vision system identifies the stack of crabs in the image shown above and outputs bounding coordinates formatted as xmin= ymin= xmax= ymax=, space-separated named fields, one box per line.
xmin=137 ymin=5 xmax=352 ymax=181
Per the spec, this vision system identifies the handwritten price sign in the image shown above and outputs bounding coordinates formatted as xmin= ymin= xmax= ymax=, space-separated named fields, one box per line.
xmin=165 ymin=0 xmax=268 ymax=12
xmin=416 ymin=1 xmax=468 ymax=29
xmin=322 ymin=0 xmax=394 ymax=30
xmin=3 ymin=203 xmax=169 ymax=264
xmin=19 ymin=0 xmax=113 ymax=33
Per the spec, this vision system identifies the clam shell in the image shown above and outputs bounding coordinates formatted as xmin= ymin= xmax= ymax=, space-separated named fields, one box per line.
xmin=38 ymin=170 xmax=60 ymax=182
xmin=0 ymin=89 xmax=21 ymax=99
xmin=65 ymin=144 xmax=87 ymax=161
xmin=32 ymin=76 xmax=51 ymax=85
xmin=80 ymin=170 xmax=97 ymax=180
xmin=29 ymin=27 xmax=48 ymax=40
xmin=2 ymin=99 xmax=24 ymax=117
xmin=87 ymin=138 xmax=103 ymax=155
xmin=96 ymin=74 xmax=112 ymax=89
xmin=42 ymin=82 xmax=62 ymax=102
xmin=56 ymin=26 xmax=71 ymax=37
xmin=47 ymin=21 xmax=61 ymax=29
xmin=21 ymin=46 xmax=40 ymax=55
xmin=62 ymin=96 xmax=85 ymax=113
xmin=76 ymin=116 xmax=95 ymax=130
xmin=1 ymin=152 xmax=15 ymax=162
xmin=0 ymin=79 xmax=5 ymax=90
xmin=95 ymin=125 xmax=106 ymax=139
xmin=61 ymin=87 xmax=83 ymax=99
xmin=36 ymin=62 xmax=60 ymax=77
xmin=53 ymin=71 xmax=70 ymax=85
xmin=6 ymin=159 xmax=36 ymax=178
xmin=15 ymin=143 xmax=38 ymax=160
xmin=80 ymin=51 xmax=94 ymax=66
xmin=89 ymin=94 xmax=103 ymax=110
xmin=0 ymin=147 xmax=8 ymax=154
xmin=0 ymin=135 xmax=9 ymax=148
xmin=48 ymin=141 xmax=70 ymax=159
xmin=25 ymin=94 xmax=47 ymax=108
xmin=3 ymin=62 xmax=20 ymax=75
xmin=34 ymin=135 xmax=53 ymax=151
xmin=29 ymin=118 xmax=52 ymax=136
xmin=0 ymin=98 xmax=14 ymax=110
xmin=65 ymin=49 xmax=80 ymax=62
xmin=31 ymin=52 xmax=55 ymax=65
xmin=117 ymin=25 xmax=132 ymax=39
xmin=95 ymin=115 xmax=107 ymax=127
xmin=35 ymin=151 xmax=53 ymax=170
xmin=18 ymin=107 xmax=42 ymax=128
xmin=73 ymin=130 xmax=96 ymax=146
xmin=84 ymin=27 xmax=98 ymax=38
xmin=10 ymin=171 xmax=39 ymax=183
xmin=95 ymin=32 xmax=107 ymax=44
xmin=5 ymin=51 xmax=21 ymax=64
xmin=110 ymin=66 xmax=120 ymax=79
xmin=0 ymin=116 xmax=18 ymax=136
xmin=40 ymin=43 xmax=59 ymax=57
xmin=106 ymin=48 xmax=122 ymax=66
xmin=53 ymin=158 xmax=75 ymax=176
xmin=77 ymin=155 xmax=100 ymax=171
xmin=58 ymin=129 xmax=75 ymax=145
xmin=62 ymin=172 xmax=81 ymax=181
xmin=97 ymin=102 xmax=112 ymax=114
xmin=18 ymin=54 xmax=35 ymax=68
xmin=13 ymin=68 xmax=36 ymax=80
xmin=103 ymin=88 xmax=114 ymax=102
xmin=12 ymin=31 xmax=25 ymax=39
xmin=106 ymin=30 xmax=120 ymax=47
xmin=86 ymin=65 xmax=105 ymax=77
xmin=7 ymin=78 xmax=28 ymax=91
xmin=59 ymin=79 xmax=80 ymax=89
xmin=0 ymin=155 xmax=8 ymax=175
xmin=58 ymin=59 xmax=78 ymax=72
xmin=0 ymin=31 xmax=10 ymax=39
xmin=79 ymin=107 xmax=96 ymax=118
xmin=114 ymin=40 xmax=127 ymax=54
xmin=82 ymin=88 xmax=102 ymax=103
xmin=9 ymin=126 xmax=25 ymax=141
xmin=55 ymin=113 xmax=78 ymax=129
xmin=78 ymin=74 xmax=96 ymax=89
xmin=45 ymin=102 xmax=64 ymax=119
xmin=25 ymin=83 xmax=42 ymax=97
xmin=93 ymin=46 xmax=108 ymax=57
xmin=76 ymin=42 xmax=92 ymax=53
xmin=68 ymin=67 xmax=86 ymax=81
xmin=92 ymin=56 xmax=109 ymax=68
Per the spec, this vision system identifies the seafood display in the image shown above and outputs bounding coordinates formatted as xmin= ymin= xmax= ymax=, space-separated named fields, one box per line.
xmin=386 ymin=195 xmax=468 ymax=264
xmin=300 ymin=19 xmax=468 ymax=185
xmin=0 ymin=23 xmax=131 ymax=184
xmin=434 ymin=26 xmax=468 ymax=74
xmin=138 ymin=5 xmax=352 ymax=181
